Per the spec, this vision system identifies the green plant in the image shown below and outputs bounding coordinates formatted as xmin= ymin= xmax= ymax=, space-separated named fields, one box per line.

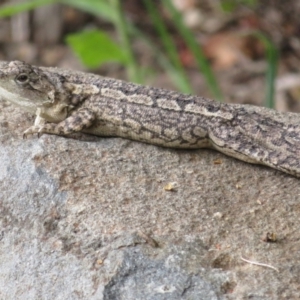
xmin=0 ymin=0 xmax=278 ymax=107
xmin=253 ymin=32 xmax=278 ymax=108
xmin=0 ymin=0 xmax=223 ymax=97
xmin=162 ymin=0 xmax=223 ymax=100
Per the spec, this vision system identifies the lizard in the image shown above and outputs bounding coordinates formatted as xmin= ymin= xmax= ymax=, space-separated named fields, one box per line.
xmin=0 ymin=60 xmax=300 ymax=178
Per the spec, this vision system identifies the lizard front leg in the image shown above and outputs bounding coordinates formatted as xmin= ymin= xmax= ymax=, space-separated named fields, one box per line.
xmin=24 ymin=107 xmax=96 ymax=137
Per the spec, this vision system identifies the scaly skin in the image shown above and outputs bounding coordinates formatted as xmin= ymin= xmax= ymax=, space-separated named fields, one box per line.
xmin=0 ymin=60 xmax=300 ymax=177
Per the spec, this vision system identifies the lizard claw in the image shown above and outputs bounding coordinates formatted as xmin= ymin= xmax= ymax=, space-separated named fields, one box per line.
xmin=23 ymin=125 xmax=43 ymax=139
xmin=37 ymin=131 xmax=44 ymax=138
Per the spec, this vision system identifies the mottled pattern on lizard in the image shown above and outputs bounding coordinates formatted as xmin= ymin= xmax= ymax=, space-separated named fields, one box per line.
xmin=0 ymin=60 xmax=300 ymax=177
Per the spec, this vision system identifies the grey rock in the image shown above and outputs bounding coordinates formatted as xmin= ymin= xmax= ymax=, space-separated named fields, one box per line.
xmin=0 ymin=103 xmax=299 ymax=299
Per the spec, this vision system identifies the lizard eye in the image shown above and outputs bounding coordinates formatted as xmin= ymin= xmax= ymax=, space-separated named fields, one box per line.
xmin=15 ymin=73 xmax=29 ymax=84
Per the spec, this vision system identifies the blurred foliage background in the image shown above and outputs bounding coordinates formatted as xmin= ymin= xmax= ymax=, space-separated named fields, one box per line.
xmin=0 ymin=0 xmax=299 ymax=110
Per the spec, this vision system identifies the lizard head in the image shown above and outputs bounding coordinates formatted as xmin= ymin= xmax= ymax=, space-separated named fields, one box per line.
xmin=0 ymin=60 xmax=57 ymax=114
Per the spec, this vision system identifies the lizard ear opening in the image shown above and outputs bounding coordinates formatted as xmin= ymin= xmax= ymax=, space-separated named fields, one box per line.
xmin=47 ymin=90 xmax=55 ymax=103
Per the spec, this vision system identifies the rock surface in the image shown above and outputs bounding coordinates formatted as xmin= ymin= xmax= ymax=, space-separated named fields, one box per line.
xmin=0 ymin=102 xmax=300 ymax=299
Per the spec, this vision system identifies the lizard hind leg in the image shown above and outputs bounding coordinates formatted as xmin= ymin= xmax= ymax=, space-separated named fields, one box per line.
xmin=37 ymin=108 xmax=96 ymax=136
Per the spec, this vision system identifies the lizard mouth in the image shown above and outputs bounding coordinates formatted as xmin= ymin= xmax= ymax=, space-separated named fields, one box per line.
xmin=0 ymin=70 xmax=6 ymax=78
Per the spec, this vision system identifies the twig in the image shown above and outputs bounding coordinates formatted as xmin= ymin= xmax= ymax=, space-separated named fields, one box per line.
xmin=240 ymin=256 xmax=279 ymax=272
xmin=138 ymin=230 xmax=159 ymax=248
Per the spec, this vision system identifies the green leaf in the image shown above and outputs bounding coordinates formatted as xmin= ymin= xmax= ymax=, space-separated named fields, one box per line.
xmin=66 ymin=29 xmax=127 ymax=68
xmin=0 ymin=0 xmax=57 ymax=17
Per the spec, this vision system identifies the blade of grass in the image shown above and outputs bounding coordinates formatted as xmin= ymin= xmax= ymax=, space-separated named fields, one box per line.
xmin=143 ymin=0 xmax=193 ymax=93
xmin=253 ymin=32 xmax=278 ymax=108
xmin=0 ymin=0 xmax=57 ymax=17
xmin=132 ymin=27 xmax=195 ymax=92
xmin=221 ymin=0 xmax=258 ymax=12
xmin=108 ymin=0 xmax=141 ymax=83
xmin=61 ymin=0 xmax=116 ymax=22
xmin=163 ymin=0 xmax=223 ymax=101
